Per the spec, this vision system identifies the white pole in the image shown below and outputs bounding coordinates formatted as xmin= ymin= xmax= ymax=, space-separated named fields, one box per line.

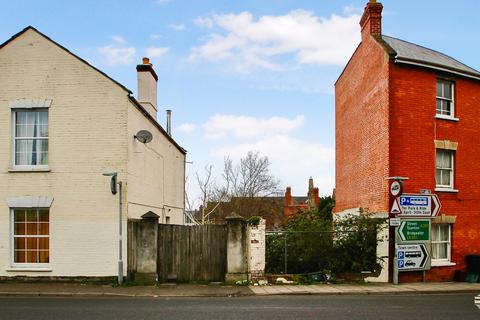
xmin=118 ymin=181 xmax=123 ymax=285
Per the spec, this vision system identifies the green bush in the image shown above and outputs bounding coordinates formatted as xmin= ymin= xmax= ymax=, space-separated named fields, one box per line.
xmin=265 ymin=198 xmax=386 ymax=277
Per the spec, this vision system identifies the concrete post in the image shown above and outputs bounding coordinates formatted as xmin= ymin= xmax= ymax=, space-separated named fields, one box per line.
xmin=135 ymin=211 xmax=159 ymax=284
xmin=225 ymin=212 xmax=248 ymax=282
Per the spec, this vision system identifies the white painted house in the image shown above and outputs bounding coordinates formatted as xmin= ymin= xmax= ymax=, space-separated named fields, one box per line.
xmin=0 ymin=27 xmax=186 ymax=278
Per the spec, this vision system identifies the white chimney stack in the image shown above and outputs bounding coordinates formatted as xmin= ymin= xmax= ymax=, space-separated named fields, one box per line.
xmin=136 ymin=57 xmax=158 ymax=119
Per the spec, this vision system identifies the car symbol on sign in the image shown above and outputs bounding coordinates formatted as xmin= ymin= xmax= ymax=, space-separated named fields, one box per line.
xmin=405 ymin=260 xmax=416 ymax=267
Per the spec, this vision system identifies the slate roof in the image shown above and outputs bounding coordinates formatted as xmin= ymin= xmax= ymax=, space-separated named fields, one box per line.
xmin=380 ymin=35 xmax=480 ymax=80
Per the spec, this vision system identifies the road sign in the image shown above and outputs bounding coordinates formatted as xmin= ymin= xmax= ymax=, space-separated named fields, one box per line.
xmin=390 ymin=181 xmax=403 ymax=197
xmin=397 ymin=243 xmax=429 ymax=271
xmin=398 ymin=220 xmax=430 ymax=241
xmin=395 ymin=194 xmax=441 ymax=217
xmin=389 ymin=217 xmax=401 ymax=227
xmin=390 ymin=199 xmax=401 ymax=214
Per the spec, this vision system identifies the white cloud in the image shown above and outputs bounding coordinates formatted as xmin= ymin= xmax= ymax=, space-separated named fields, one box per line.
xmin=99 ymin=45 xmax=136 ymax=66
xmin=190 ymin=9 xmax=360 ymax=72
xmin=194 ymin=16 xmax=214 ymax=28
xmin=150 ymin=34 xmax=162 ymax=40
xmin=111 ymin=35 xmax=126 ymax=44
xmin=210 ymin=134 xmax=335 ymax=195
xmin=203 ymin=114 xmax=304 ymax=140
xmin=145 ymin=46 xmax=169 ymax=58
xmin=168 ymin=23 xmax=186 ymax=31
xmin=176 ymin=123 xmax=196 ymax=134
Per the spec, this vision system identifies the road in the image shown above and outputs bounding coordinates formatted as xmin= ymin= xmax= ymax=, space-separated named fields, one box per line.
xmin=0 ymin=293 xmax=478 ymax=320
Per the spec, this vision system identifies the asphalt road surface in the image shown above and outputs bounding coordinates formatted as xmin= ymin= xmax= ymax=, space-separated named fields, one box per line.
xmin=0 ymin=293 xmax=478 ymax=320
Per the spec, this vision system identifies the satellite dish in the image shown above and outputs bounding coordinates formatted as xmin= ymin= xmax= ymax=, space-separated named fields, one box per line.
xmin=135 ymin=130 xmax=153 ymax=143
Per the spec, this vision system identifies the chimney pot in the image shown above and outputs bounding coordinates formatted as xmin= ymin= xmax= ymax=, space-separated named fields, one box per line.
xmin=166 ymin=109 xmax=172 ymax=136
xmin=142 ymin=57 xmax=150 ymax=65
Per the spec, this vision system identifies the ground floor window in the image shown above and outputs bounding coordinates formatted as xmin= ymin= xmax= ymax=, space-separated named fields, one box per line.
xmin=431 ymin=224 xmax=451 ymax=262
xmin=12 ymin=208 xmax=49 ymax=264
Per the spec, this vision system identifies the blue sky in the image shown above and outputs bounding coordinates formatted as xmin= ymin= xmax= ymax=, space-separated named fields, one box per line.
xmin=2 ymin=1 xmax=480 ymax=207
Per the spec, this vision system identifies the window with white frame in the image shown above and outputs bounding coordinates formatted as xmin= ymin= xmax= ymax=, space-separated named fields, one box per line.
xmin=436 ymin=80 xmax=454 ymax=117
xmin=12 ymin=208 xmax=50 ymax=265
xmin=431 ymin=224 xmax=451 ymax=262
xmin=13 ymin=109 xmax=49 ymax=167
xmin=436 ymin=149 xmax=454 ymax=188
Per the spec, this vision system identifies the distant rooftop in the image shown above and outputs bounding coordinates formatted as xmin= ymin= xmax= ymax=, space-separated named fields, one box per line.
xmin=381 ymin=35 xmax=480 ymax=80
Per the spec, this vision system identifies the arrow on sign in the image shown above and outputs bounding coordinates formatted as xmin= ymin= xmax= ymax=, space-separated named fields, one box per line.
xmin=420 ymin=243 xmax=428 ymax=268
xmin=431 ymin=195 xmax=441 ymax=217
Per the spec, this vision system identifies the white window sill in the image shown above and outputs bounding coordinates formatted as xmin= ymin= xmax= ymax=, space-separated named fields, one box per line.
xmin=9 ymin=166 xmax=50 ymax=172
xmin=6 ymin=267 xmax=52 ymax=272
xmin=435 ymin=115 xmax=459 ymax=122
xmin=435 ymin=188 xmax=459 ymax=193
xmin=431 ymin=261 xmax=456 ymax=267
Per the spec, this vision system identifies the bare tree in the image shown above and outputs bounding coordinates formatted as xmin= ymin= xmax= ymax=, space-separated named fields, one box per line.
xmin=196 ymin=164 xmax=229 ymax=224
xmin=224 ymin=151 xmax=280 ymax=198
xmin=192 ymin=151 xmax=280 ymax=224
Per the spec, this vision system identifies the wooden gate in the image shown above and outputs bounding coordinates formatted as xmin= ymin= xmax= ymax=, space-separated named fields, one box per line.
xmin=157 ymin=224 xmax=227 ymax=282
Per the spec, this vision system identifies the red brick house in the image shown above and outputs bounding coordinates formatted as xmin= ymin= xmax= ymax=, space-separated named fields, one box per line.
xmin=335 ymin=0 xmax=480 ymax=282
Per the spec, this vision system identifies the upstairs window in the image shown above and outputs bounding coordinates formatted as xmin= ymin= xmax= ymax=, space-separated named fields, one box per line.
xmin=436 ymin=149 xmax=454 ymax=189
xmin=13 ymin=109 xmax=49 ymax=167
xmin=436 ymin=80 xmax=454 ymax=117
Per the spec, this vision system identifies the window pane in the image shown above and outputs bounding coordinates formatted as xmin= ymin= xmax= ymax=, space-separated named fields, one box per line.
xmin=14 ymin=237 xmax=27 ymax=250
xmin=14 ymin=223 xmax=26 ymax=235
xmin=443 ymin=100 xmax=451 ymax=114
xmin=436 ymin=150 xmax=443 ymax=167
xmin=39 ymin=111 xmax=48 ymax=126
xmin=435 ymin=170 xmax=441 ymax=186
xmin=15 ymin=250 xmax=26 ymax=263
xmin=39 ymin=251 xmax=49 ymax=263
xmin=26 ymin=237 xmax=38 ymax=250
xmin=38 ymin=210 xmax=49 ymax=222
xmin=26 ymin=250 xmax=38 ymax=263
xmin=436 ymin=81 xmax=442 ymax=96
xmin=439 ymin=225 xmax=449 ymax=241
xmin=38 ymin=223 xmax=49 ymax=235
xmin=39 ymin=238 xmax=49 ymax=250
xmin=442 ymin=152 xmax=452 ymax=168
xmin=441 ymin=169 xmax=451 ymax=186
xmin=444 ymin=82 xmax=452 ymax=99
xmin=26 ymin=223 xmax=38 ymax=235
xmin=14 ymin=210 xmax=26 ymax=222
xmin=26 ymin=209 xmax=37 ymax=222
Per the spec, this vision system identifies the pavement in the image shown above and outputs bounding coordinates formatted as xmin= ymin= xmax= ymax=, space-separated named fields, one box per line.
xmin=0 ymin=281 xmax=479 ymax=298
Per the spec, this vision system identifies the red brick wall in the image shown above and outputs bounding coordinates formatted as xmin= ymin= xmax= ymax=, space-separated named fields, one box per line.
xmin=389 ymin=64 xmax=480 ymax=281
xmin=334 ymin=35 xmax=390 ymax=214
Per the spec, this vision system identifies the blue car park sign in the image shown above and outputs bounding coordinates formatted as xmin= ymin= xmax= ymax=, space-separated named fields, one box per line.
xmin=391 ymin=194 xmax=441 ymax=217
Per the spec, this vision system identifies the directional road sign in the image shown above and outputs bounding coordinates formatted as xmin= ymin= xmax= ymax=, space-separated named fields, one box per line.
xmin=394 ymin=194 xmax=441 ymax=217
xmin=398 ymin=220 xmax=430 ymax=241
xmin=397 ymin=243 xmax=430 ymax=271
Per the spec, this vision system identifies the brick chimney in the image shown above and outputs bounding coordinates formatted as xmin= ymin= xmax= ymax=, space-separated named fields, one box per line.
xmin=285 ymin=187 xmax=292 ymax=206
xmin=136 ymin=57 xmax=158 ymax=119
xmin=360 ymin=0 xmax=383 ymax=41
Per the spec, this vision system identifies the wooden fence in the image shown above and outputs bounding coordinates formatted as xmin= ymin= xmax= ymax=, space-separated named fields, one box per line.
xmin=157 ymin=224 xmax=228 ymax=282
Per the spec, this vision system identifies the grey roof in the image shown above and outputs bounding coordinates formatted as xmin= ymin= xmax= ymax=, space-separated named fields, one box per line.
xmin=381 ymin=35 xmax=480 ymax=80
